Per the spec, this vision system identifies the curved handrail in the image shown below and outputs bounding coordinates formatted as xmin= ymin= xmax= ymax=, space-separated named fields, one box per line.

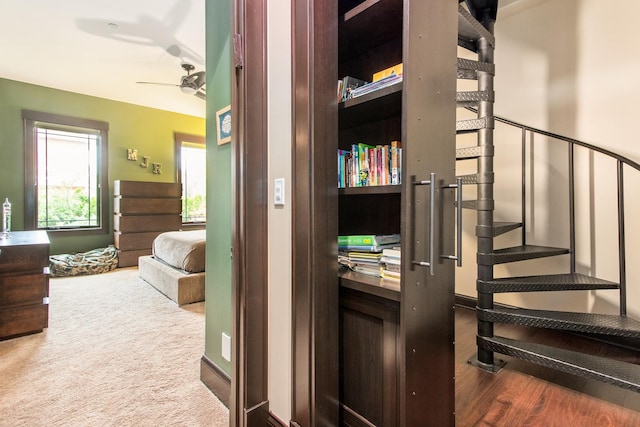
xmin=493 ymin=114 xmax=640 ymax=172
xmin=484 ymin=109 xmax=635 ymax=316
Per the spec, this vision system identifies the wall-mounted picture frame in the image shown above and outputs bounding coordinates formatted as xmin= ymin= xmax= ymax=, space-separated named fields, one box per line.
xmin=216 ymin=105 xmax=232 ymax=145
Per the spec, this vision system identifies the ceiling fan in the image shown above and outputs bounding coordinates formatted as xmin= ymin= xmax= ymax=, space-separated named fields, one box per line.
xmin=137 ymin=63 xmax=206 ymax=100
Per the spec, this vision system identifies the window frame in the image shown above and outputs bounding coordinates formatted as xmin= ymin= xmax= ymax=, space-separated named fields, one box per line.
xmin=174 ymin=131 xmax=206 ymax=228
xmin=23 ymin=110 xmax=109 ymax=235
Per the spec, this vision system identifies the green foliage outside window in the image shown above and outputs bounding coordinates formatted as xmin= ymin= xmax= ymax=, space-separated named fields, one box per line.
xmin=38 ymin=187 xmax=98 ymax=228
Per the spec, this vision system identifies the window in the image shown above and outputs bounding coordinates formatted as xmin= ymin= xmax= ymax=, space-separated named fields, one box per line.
xmin=23 ymin=110 xmax=109 ymax=233
xmin=175 ymin=132 xmax=206 ymax=225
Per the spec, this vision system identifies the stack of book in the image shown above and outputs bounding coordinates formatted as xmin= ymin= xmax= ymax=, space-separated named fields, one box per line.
xmin=338 ymin=141 xmax=402 ymax=188
xmin=379 ymin=247 xmax=401 ymax=281
xmin=338 ymin=234 xmax=401 ymax=278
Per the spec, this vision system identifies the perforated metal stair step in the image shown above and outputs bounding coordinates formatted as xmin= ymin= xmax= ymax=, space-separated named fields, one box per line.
xmin=457 ymin=90 xmax=494 ymax=108
xmin=477 ymin=335 xmax=640 ymax=392
xmin=458 ymin=5 xmax=495 ymax=52
xmin=479 ymin=245 xmax=570 ymax=265
xmin=457 ymin=58 xmax=495 ymax=80
xmin=456 ymin=117 xmax=492 ymax=134
xmin=456 ymin=145 xmax=494 ymax=160
xmin=478 ymin=273 xmax=620 ymax=293
xmin=478 ymin=307 xmax=640 ymax=338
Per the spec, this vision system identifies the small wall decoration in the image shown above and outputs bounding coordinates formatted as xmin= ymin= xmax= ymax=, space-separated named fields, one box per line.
xmin=127 ymin=148 xmax=138 ymax=161
xmin=140 ymin=156 xmax=150 ymax=168
xmin=216 ymin=105 xmax=232 ymax=145
xmin=152 ymin=163 xmax=162 ymax=174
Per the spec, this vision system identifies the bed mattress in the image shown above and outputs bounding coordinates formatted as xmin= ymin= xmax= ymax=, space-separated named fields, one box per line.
xmin=152 ymin=229 xmax=206 ymax=273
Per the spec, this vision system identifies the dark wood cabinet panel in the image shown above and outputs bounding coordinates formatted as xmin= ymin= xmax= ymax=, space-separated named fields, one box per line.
xmin=340 ymin=287 xmax=400 ymax=427
xmin=0 ymin=230 xmax=50 ymax=340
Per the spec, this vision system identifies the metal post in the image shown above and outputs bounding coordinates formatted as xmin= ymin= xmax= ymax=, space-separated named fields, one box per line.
xmin=569 ymin=143 xmax=576 ymax=273
xmin=617 ymin=161 xmax=627 ymax=316
xmin=476 ymin=31 xmax=495 ymax=367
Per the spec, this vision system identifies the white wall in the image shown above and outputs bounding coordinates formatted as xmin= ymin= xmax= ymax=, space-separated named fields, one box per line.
xmin=456 ymin=0 xmax=640 ymax=318
xmin=267 ymin=0 xmax=292 ymax=422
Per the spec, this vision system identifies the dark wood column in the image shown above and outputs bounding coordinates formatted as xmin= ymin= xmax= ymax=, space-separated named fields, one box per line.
xmin=231 ymin=0 xmax=269 ymax=425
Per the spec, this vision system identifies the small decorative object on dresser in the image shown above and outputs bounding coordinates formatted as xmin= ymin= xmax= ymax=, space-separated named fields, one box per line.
xmin=0 ymin=230 xmax=50 ymax=340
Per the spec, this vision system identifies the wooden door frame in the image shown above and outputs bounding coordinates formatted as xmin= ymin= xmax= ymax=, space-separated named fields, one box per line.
xmin=291 ymin=1 xmax=339 ymax=426
xmin=230 ymin=0 xmax=269 ymax=426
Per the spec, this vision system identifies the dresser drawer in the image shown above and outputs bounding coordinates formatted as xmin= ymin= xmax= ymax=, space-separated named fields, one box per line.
xmin=114 ymin=214 xmax=181 ymax=232
xmin=0 ymin=303 xmax=48 ymax=339
xmin=0 ymin=273 xmax=48 ymax=307
xmin=0 ymin=244 xmax=49 ymax=274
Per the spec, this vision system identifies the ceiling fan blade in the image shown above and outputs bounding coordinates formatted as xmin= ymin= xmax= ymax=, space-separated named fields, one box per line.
xmin=194 ymin=90 xmax=206 ymax=100
xmin=136 ymin=81 xmax=180 ymax=87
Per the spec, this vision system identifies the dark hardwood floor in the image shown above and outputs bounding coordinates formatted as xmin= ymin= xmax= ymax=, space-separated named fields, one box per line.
xmin=455 ymin=305 xmax=640 ymax=426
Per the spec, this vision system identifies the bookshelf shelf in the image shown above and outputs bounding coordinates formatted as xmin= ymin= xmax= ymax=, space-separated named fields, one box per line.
xmin=339 ymin=269 xmax=401 ymax=302
xmin=338 ymin=81 xmax=402 ymax=129
xmin=338 ymin=184 xmax=401 ymax=196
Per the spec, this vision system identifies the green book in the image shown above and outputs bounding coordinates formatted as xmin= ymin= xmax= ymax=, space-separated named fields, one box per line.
xmin=338 ymin=234 xmax=400 ymax=247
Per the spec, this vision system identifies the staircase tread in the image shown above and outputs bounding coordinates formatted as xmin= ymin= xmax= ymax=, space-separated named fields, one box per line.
xmin=458 ymin=5 xmax=495 ymax=50
xmin=488 ymin=273 xmax=619 ymax=287
xmin=478 ymin=273 xmax=620 ymax=293
xmin=493 ymin=245 xmax=569 ymax=255
xmin=480 ymin=307 xmax=640 ymax=337
xmin=479 ymin=335 xmax=640 ymax=391
xmin=482 ymin=245 xmax=570 ymax=265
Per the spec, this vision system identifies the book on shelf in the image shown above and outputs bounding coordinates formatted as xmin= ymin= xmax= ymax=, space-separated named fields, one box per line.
xmin=338 ymin=76 xmax=368 ymax=102
xmin=338 ymin=234 xmax=401 ymax=247
xmin=391 ymin=140 xmax=402 ymax=185
xmin=338 ymin=243 xmax=398 ymax=253
xmin=380 ymin=247 xmax=401 ymax=264
xmin=372 ymin=63 xmax=403 ymax=82
xmin=349 ymin=73 xmax=403 ymax=99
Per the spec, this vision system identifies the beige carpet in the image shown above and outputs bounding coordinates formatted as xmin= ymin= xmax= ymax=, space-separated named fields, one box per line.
xmin=0 ymin=267 xmax=229 ymax=427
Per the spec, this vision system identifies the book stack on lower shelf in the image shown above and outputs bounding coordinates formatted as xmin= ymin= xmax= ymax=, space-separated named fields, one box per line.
xmin=338 ymin=234 xmax=401 ymax=279
xmin=380 ymin=248 xmax=401 ymax=281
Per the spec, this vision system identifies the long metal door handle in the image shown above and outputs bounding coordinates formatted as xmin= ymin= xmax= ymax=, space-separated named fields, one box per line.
xmin=412 ymin=172 xmax=436 ymax=275
xmin=442 ymin=177 xmax=463 ymax=267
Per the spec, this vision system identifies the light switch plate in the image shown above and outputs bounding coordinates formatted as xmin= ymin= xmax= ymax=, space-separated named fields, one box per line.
xmin=222 ymin=332 xmax=231 ymax=362
xmin=274 ymin=178 xmax=285 ymax=206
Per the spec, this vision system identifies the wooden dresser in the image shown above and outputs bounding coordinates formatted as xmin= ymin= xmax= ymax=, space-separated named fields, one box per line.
xmin=113 ymin=180 xmax=182 ymax=267
xmin=0 ymin=230 xmax=50 ymax=340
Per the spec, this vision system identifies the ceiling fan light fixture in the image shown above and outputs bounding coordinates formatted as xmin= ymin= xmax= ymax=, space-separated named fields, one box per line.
xmin=180 ymin=82 xmax=197 ymax=95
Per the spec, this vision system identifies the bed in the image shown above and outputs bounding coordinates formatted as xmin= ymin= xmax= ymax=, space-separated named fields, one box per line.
xmin=138 ymin=229 xmax=206 ymax=305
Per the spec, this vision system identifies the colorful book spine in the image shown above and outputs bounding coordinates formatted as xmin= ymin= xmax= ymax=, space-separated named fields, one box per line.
xmin=338 ymin=234 xmax=401 ymax=246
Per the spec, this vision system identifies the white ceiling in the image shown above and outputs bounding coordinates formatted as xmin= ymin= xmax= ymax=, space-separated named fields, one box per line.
xmin=0 ymin=0 xmax=206 ymax=118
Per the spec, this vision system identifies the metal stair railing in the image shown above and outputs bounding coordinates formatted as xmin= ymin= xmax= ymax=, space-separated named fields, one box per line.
xmin=486 ymin=111 xmax=640 ymax=317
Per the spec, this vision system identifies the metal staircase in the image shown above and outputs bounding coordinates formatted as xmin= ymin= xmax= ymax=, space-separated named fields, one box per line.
xmin=456 ymin=0 xmax=640 ymax=392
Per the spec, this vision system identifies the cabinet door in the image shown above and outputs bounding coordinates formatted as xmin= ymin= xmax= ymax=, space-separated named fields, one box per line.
xmin=340 ymin=288 xmax=399 ymax=427
xmin=400 ymin=1 xmax=458 ymax=426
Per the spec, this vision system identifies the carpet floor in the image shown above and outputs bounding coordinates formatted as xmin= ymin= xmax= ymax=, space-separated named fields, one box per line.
xmin=0 ymin=267 xmax=229 ymax=427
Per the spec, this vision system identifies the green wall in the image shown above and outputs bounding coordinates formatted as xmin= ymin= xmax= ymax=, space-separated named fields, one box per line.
xmin=0 ymin=78 xmax=204 ymax=254
xmin=204 ymin=0 xmax=232 ymax=374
